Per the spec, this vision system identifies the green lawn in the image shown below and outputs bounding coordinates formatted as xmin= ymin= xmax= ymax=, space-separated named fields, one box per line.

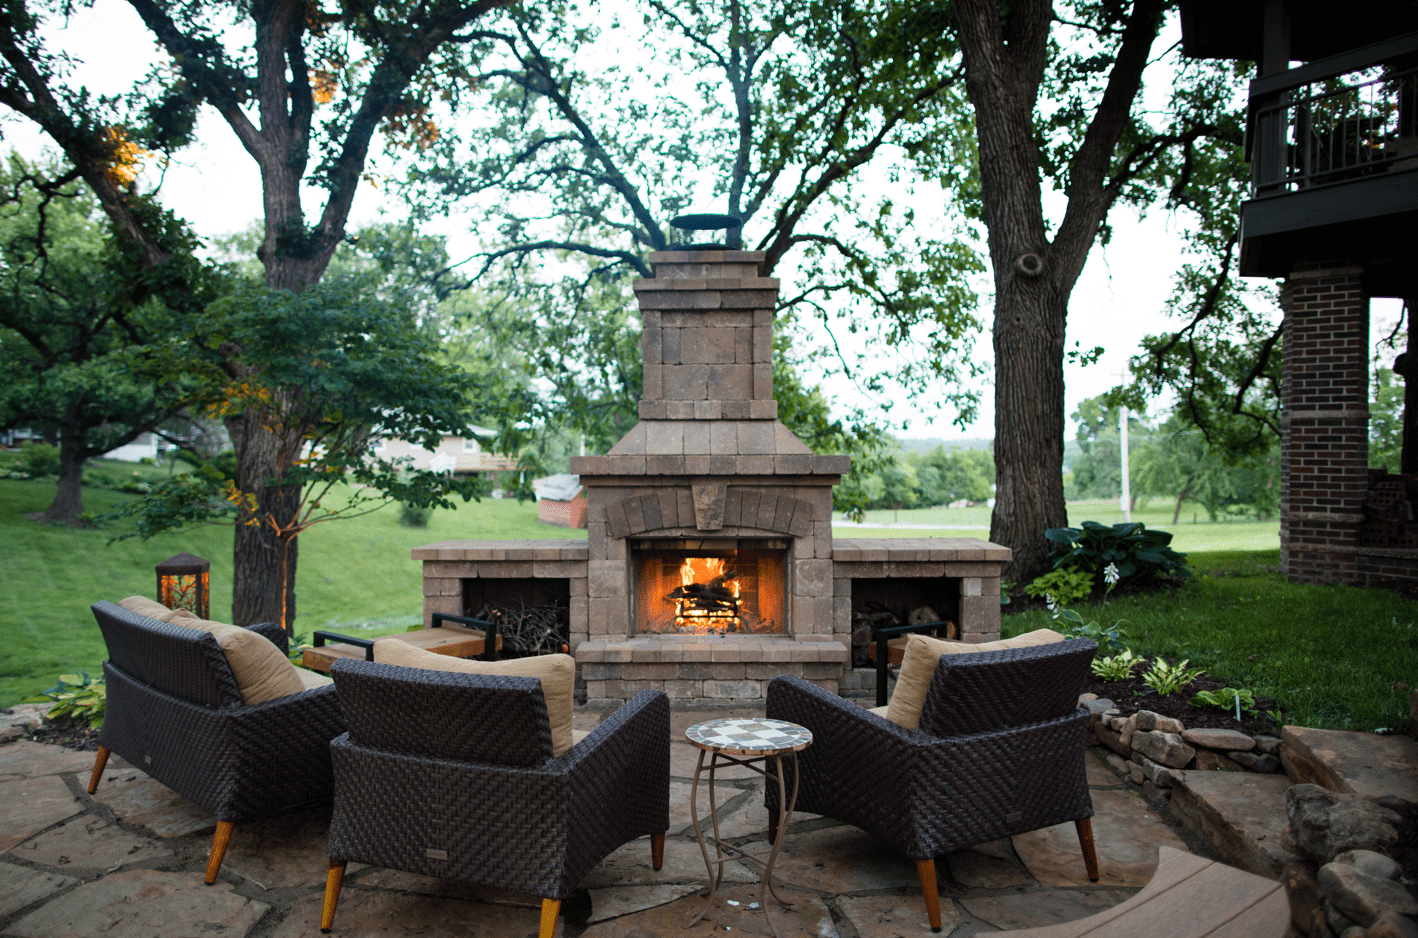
xmin=0 ymin=472 xmax=582 ymax=707
xmin=1003 ymin=550 xmax=1418 ymax=733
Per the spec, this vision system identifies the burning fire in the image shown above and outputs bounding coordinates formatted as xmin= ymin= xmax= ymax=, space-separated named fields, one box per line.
xmin=670 ymin=557 xmax=742 ymax=633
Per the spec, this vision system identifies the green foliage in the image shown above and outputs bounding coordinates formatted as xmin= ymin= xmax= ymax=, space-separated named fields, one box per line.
xmin=1054 ymin=609 xmax=1130 ymax=655
xmin=22 ymin=672 xmax=105 ymax=727
xmin=1092 ymin=649 xmax=1141 ymax=681
xmin=1370 ymin=366 xmax=1404 ymax=471
xmin=398 ymin=502 xmax=431 ymax=528
xmin=18 ymin=442 xmax=60 ymax=477
xmin=1141 ymin=657 xmax=1205 ymax=696
xmin=1024 ymin=567 xmax=1094 ymax=606
xmin=1045 ymin=521 xmax=1191 ymax=587
xmin=1131 ymin=411 xmax=1282 ymax=523
xmin=1191 ymin=686 xmax=1258 ymax=714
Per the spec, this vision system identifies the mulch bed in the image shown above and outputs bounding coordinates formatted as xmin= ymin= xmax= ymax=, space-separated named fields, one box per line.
xmin=1083 ymin=668 xmax=1280 ymax=737
xmin=26 ymin=717 xmax=102 ymax=751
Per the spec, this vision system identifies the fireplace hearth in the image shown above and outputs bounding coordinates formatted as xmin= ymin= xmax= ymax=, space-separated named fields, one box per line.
xmin=632 ymin=538 xmax=789 ymax=635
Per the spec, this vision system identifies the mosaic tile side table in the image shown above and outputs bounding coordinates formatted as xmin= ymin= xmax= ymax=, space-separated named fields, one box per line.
xmin=683 ymin=717 xmax=813 ymax=937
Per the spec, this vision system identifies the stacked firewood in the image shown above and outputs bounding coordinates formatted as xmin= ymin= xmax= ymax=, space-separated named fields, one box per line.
xmin=471 ymin=601 xmax=569 ymax=657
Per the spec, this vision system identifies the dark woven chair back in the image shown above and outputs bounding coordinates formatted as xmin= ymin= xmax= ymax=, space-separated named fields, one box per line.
xmin=91 ymin=600 xmax=241 ymax=709
xmin=917 ymin=638 xmax=1098 ymax=738
xmin=331 ymin=659 xmax=556 ymax=766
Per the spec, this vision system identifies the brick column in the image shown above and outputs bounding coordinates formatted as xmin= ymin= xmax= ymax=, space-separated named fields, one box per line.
xmin=1280 ymin=261 xmax=1369 ymax=583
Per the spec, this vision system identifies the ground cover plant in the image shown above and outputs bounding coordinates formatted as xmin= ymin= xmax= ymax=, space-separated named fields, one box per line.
xmin=0 ymin=469 xmax=583 ymax=707
xmin=1004 ymin=549 xmax=1418 ymax=732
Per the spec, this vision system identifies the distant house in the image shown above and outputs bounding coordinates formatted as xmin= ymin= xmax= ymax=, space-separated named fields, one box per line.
xmin=102 ymin=433 xmax=164 ymax=463
xmin=533 ymin=474 xmax=587 ymax=529
xmin=370 ymin=425 xmax=520 ymax=481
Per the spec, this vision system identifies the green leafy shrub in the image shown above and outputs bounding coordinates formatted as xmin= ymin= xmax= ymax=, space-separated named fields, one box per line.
xmin=18 ymin=441 xmax=60 ymax=477
xmin=1054 ymin=608 xmax=1130 ymax=654
xmin=1091 ymin=649 xmax=1141 ymax=681
xmin=1024 ymin=567 xmax=1094 ymax=606
xmin=398 ymin=501 xmax=431 ymax=527
xmin=23 ymin=672 xmax=106 ymax=727
xmin=1191 ymin=687 xmax=1257 ymax=714
xmin=1044 ymin=520 xmax=1191 ymax=587
xmin=1141 ymin=658 xmax=1205 ymax=695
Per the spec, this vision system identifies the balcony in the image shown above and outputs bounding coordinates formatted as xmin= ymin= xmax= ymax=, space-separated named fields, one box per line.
xmin=1240 ymin=32 xmax=1418 ymax=284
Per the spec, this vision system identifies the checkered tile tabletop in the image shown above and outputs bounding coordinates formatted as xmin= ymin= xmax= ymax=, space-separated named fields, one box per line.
xmin=685 ymin=718 xmax=813 ymax=756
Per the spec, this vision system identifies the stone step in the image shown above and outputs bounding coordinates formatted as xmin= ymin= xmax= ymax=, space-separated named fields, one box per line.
xmin=1280 ymin=725 xmax=1418 ymax=802
xmin=1167 ymin=770 xmax=1301 ymax=879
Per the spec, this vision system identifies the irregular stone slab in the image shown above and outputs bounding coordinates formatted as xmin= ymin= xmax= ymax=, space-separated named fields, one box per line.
xmin=1230 ymin=750 xmax=1282 ymax=773
xmin=758 ymin=824 xmax=919 ymax=893
xmin=578 ymin=883 xmax=836 ymax=937
xmin=1085 ymin=749 xmax=1121 ymax=787
xmin=1012 ymin=788 xmax=1189 ymax=886
xmin=221 ymin=805 xmax=338 ymax=889
xmin=1194 ymin=749 xmax=1247 ymax=772
xmin=1281 ymin=726 xmax=1418 ymax=802
xmin=959 ymin=887 xmax=1135 ymax=930
xmin=946 ymin=838 xmax=1029 ymax=888
xmin=1134 ymin=711 xmax=1184 ymax=734
xmin=1286 ymin=784 xmax=1401 ymax=862
xmin=9 ymin=868 xmax=269 ymax=938
xmin=1283 ymin=861 xmax=1324 ymax=936
xmin=838 ymin=893 xmax=962 ymax=937
xmin=580 ymin=835 xmax=756 ymax=889
xmin=356 ymin=868 xmax=531 ymax=904
xmin=1320 ymin=861 xmax=1418 ymax=925
xmin=5 ymin=813 xmax=172 ymax=871
xmin=1182 ymin=727 xmax=1256 ymax=751
xmin=587 ymin=883 xmax=703 ymax=923
xmin=0 ymin=740 xmax=97 ymax=781
xmin=0 ymin=860 xmax=76 ymax=919
xmin=1333 ymin=849 xmax=1401 ymax=880
xmin=1167 ymin=770 xmax=1299 ymax=878
xmin=1094 ymin=721 xmax=1132 ymax=759
xmin=671 ymin=781 xmax=767 ymax=840
xmin=0 ymin=775 xmax=82 ymax=852
xmin=1255 ymin=736 xmax=1282 ymax=755
xmin=671 ymin=740 xmax=759 ymax=780
xmin=1131 ymin=730 xmax=1196 ymax=769
xmin=88 ymin=768 xmax=214 ymax=838
xmin=269 ymin=886 xmax=551 ymax=938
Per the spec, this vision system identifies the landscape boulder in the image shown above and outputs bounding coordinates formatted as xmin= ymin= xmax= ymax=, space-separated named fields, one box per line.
xmin=1287 ymin=785 xmax=1402 ymax=864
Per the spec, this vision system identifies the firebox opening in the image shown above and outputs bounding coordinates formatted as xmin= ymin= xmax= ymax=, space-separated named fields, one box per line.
xmin=631 ymin=538 xmax=790 ymax=636
xmin=462 ymin=577 xmax=571 ymax=657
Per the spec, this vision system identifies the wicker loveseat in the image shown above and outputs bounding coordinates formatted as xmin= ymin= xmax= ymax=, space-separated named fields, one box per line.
xmin=765 ymin=638 xmax=1100 ymax=932
xmin=86 ymin=600 xmax=345 ymax=883
xmin=319 ymin=658 xmax=670 ymax=938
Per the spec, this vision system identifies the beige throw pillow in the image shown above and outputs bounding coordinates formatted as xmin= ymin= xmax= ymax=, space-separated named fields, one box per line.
xmin=116 ymin=597 xmax=308 ymax=706
xmin=884 ymin=628 xmax=1066 ymax=730
xmin=373 ymin=640 xmax=577 ymax=758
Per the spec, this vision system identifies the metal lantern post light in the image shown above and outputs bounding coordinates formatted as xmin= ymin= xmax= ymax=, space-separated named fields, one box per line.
xmin=156 ymin=552 xmax=210 ymax=619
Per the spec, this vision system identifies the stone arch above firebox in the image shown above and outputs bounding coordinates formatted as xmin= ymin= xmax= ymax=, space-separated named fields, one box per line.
xmin=606 ymin=488 xmax=814 ymax=538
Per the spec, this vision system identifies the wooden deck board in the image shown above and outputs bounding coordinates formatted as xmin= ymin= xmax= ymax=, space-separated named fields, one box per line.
xmin=301 ymin=624 xmax=501 ymax=672
xmin=993 ymin=848 xmax=1287 ymax=938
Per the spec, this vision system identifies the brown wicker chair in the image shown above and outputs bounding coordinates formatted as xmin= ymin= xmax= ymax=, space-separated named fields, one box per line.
xmin=765 ymin=638 xmax=1100 ymax=932
xmin=85 ymin=600 xmax=345 ymax=883
xmin=319 ymin=659 xmax=670 ymax=938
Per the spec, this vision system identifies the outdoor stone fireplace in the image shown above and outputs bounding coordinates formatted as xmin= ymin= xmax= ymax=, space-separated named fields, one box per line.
xmin=415 ymin=248 xmax=1010 ymax=707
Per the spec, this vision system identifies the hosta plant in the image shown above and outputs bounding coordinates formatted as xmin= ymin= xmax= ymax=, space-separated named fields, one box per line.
xmin=1191 ymin=687 xmax=1257 ymax=714
xmin=1091 ymin=649 xmax=1141 ymax=681
xmin=23 ymin=672 xmax=106 ymax=727
xmin=1024 ymin=567 xmax=1094 ymax=606
xmin=1045 ymin=520 xmax=1191 ymax=588
xmin=1141 ymin=658 xmax=1205 ymax=696
xmin=1054 ymin=608 xmax=1130 ymax=655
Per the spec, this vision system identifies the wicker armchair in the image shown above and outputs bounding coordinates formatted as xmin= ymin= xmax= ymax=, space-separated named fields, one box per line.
xmin=319 ymin=659 xmax=670 ymax=938
xmin=765 ymin=639 xmax=1100 ymax=932
xmin=85 ymin=601 xmax=344 ymax=883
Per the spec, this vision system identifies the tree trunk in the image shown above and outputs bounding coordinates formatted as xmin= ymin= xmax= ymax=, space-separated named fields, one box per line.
xmin=989 ymin=280 xmax=1070 ymax=581
xmin=41 ymin=429 xmax=87 ymax=523
xmin=1401 ymin=296 xmax=1418 ymax=475
xmin=226 ymin=413 xmax=301 ymax=629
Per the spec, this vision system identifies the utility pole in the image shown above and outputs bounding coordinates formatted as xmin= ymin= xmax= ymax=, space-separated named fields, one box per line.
xmin=1119 ymin=405 xmax=1132 ymax=522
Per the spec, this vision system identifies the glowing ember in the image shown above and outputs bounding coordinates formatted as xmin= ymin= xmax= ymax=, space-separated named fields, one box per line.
xmin=668 ymin=557 xmax=742 ymax=633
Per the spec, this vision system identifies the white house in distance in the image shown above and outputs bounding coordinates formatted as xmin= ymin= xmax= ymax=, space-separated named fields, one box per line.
xmin=371 ymin=424 xmax=520 ymax=480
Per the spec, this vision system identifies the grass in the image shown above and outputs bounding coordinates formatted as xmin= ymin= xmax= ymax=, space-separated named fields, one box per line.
xmin=834 ymin=499 xmax=1279 ymax=553
xmin=0 ymin=468 xmax=582 ymax=707
xmin=1002 ymin=550 xmax=1418 ymax=733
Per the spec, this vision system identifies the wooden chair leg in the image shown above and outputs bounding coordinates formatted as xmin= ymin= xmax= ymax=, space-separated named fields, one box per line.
xmin=916 ymin=858 xmax=942 ymax=932
xmin=86 ymin=745 xmax=110 ymax=794
xmin=651 ymin=832 xmax=665 ymax=870
xmin=204 ymin=820 xmax=234 ymax=884
xmin=321 ymin=860 xmax=346 ymax=933
xmin=539 ymin=898 xmax=561 ymax=938
xmin=1076 ymin=817 xmax=1100 ymax=882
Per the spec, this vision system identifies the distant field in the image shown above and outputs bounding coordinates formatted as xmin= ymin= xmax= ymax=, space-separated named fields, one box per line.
xmin=834 ymin=498 xmax=1280 ymax=554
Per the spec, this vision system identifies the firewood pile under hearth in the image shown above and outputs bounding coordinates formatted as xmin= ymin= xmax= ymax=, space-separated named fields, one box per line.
xmin=471 ymin=601 xmax=569 ymax=657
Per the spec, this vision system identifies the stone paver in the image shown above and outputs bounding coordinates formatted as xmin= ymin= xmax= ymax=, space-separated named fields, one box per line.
xmin=946 ymin=838 xmax=1031 ymax=888
xmin=0 ymin=740 xmax=97 ymax=781
xmin=0 ymin=775 xmax=82 ymax=853
xmin=220 ymin=805 xmax=338 ymax=889
xmin=1011 ymin=787 xmax=1190 ymax=886
xmin=269 ymin=887 xmax=551 ymax=938
xmin=578 ymin=883 xmax=836 ymax=937
xmin=1167 ymin=769 xmax=1300 ymax=878
xmin=1281 ymin=726 xmax=1418 ymax=802
xmin=838 ymin=894 xmax=962 ymax=937
xmin=8 ymin=869 xmax=269 ymax=938
xmin=758 ymin=823 xmax=920 ymax=893
xmin=0 ymin=861 xmax=76 ymax=920
xmin=580 ymin=835 xmax=757 ymax=889
xmin=585 ymin=883 xmax=703 ymax=923
xmin=87 ymin=768 xmax=215 ymax=838
xmin=5 ymin=813 xmax=173 ymax=871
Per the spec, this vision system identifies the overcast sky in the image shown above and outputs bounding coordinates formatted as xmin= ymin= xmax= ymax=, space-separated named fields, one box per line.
xmin=3 ymin=0 xmax=1402 ymax=442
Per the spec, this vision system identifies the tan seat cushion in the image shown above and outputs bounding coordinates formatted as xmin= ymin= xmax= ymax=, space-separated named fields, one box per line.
xmin=373 ymin=640 xmax=577 ymax=758
xmin=117 ymin=597 xmax=308 ymax=706
xmin=884 ymin=628 xmax=1067 ymax=730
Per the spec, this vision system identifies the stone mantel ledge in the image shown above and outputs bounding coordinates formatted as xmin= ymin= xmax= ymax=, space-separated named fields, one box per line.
xmin=576 ymin=637 xmax=848 ymax=664
xmin=832 ymin=537 xmax=1012 ymax=563
xmin=411 ymin=539 xmax=589 ymax=562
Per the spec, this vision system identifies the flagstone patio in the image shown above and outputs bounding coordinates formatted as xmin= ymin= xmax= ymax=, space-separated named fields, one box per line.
xmin=0 ymin=707 xmax=1202 ymax=938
